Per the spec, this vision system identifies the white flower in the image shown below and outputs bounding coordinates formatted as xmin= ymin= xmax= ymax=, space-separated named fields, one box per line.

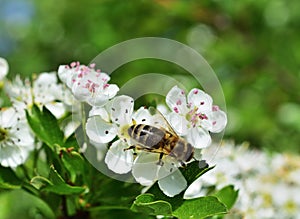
xmin=0 ymin=107 xmax=34 ymax=167
xmin=6 ymin=73 xmax=73 ymax=119
xmin=166 ymin=86 xmax=227 ymax=148
xmin=86 ymin=99 xmax=190 ymax=197
xmin=58 ymin=62 xmax=119 ymax=106
xmin=0 ymin=57 xmax=9 ymax=81
xmin=86 ymin=95 xmax=135 ymax=174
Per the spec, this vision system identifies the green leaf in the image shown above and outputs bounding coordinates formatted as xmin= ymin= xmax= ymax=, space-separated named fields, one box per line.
xmin=64 ymin=134 xmax=80 ymax=150
xmin=213 ymin=185 xmax=239 ymax=210
xmin=30 ymin=176 xmax=52 ymax=190
xmin=131 ymin=194 xmax=172 ymax=216
xmin=60 ymin=150 xmax=85 ymax=183
xmin=0 ymin=190 xmax=55 ymax=219
xmin=26 ymin=105 xmax=64 ymax=149
xmin=180 ymin=161 xmax=214 ymax=185
xmin=39 ymin=166 xmax=86 ymax=195
xmin=0 ymin=166 xmax=22 ymax=189
xmin=173 ymin=196 xmax=227 ymax=219
xmin=43 ymin=182 xmax=86 ymax=195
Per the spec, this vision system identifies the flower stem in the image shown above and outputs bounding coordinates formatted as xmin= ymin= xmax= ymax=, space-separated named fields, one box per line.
xmin=80 ymin=103 xmax=89 ymax=151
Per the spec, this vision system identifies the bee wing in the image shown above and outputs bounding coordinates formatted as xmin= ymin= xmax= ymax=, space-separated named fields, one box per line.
xmin=148 ymin=106 xmax=179 ymax=137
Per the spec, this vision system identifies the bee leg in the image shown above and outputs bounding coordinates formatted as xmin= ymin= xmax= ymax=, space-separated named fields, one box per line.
xmin=124 ymin=145 xmax=138 ymax=155
xmin=124 ymin=145 xmax=136 ymax=151
xmin=157 ymin=153 xmax=164 ymax=166
xmin=180 ymin=161 xmax=187 ymax=168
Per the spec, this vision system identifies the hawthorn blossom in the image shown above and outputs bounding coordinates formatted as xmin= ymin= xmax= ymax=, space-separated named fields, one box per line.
xmin=58 ymin=62 xmax=119 ymax=106
xmin=86 ymin=95 xmax=135 ymax=174
xmin=0 ymin=107 xmax=34 ymax=167
xmin=166 ymin=86 xmax=227 ymax=149
xmin=5 ymin=73 xmax=73 ymax=119
xmin=86 ymin=100 xmax=191 ymax=197
xmin=0 ymin=57 xmax=9 ymax=81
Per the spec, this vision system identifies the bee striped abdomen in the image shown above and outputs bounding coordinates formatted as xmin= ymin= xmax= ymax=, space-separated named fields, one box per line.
xmin=170 ymin=140 xmax=194 ymax=162
xmin=128 ymin=124 xmax=165 ymax=149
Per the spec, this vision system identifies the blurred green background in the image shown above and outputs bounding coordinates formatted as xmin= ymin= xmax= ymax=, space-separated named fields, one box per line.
xmin=1 ymin=0 xmax=300 ymax=153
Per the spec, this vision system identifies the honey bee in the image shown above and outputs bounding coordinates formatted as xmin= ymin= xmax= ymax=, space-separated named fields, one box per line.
xmin=125 ymin=108 xmax=194 ymax=166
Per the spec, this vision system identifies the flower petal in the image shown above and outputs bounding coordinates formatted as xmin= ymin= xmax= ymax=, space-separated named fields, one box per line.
xmin=63 ymin=120 xmax=81 ymax=139
xmin=187 ymin=88 xmax=213 ymax=113
xmin=45 ymin=102 xmax=66 ymax=119
xmin=167 ymin=112 xmax=189 ymax=136
xmin=187 ymin=127 xmax=211 ymax=149
xmin=0 ymin=145 xmax=30 ymax=168
xmin=14 ymin=123 xmax=35 ymax=148
xmin=166 ymin=86 xmax=188 ymax=114
xmin=107 ymin=95 xmax=134 ymax=125
xmin=103 ymin=84 xmax=119 ymax=99
xmin=157 ymin=156 xmax=179 ymax=180
xmin=89 ymin=106 xmax=110 ymax=122
xmin=132 ymin=152 xmax=160 ymax=186
xmin=132 ymin=107 xmax=153 ymax=125
xmin=1 ymin=108 xmax=18 ymax=127
xmin=207 ymin=108 xmax=227 ymax=133
xmin=158 ymin=169 xmax=187 ymax=197
xmin=132 ymin=107 xmax=173 ymax=133
xmin=0 ymin=57 xmax=9 ymax=80
xmin=57 ymin=65 xmax=69 ymax=84
xmin=105 ymin=140 xmax=133 ymax=174
xmin=87 ymin=94 xmax=110 ymax=107
xmin=86 ymin=116 xmax=116 ymax=144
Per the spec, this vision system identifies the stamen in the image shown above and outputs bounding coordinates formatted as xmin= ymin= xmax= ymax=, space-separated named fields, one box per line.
xmin=70 ymin=62 xmax=76 ymax=67
xmin=173 ymin=107 xmax=179 ymax=113
xmin=199 ymin=114 xmax=208 ymax=120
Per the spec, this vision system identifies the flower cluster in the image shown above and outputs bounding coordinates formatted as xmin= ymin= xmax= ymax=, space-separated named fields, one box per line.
xmin=0 ymin=59 xmax=227 ymax=197
xmin=55 ymin=62 xmax=227 ymax=197
xmin=5 ymin=73 xmax=73 ymax=119
xmin=58 ymin=62 xmax=119 ymax=106
xmin=0 ymin=58 xmax=76 ymax=167
xmin=185 ymin=142 xmax=300 ymax=218
xmin=166 ymin=86 xmax=227 ymax=148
